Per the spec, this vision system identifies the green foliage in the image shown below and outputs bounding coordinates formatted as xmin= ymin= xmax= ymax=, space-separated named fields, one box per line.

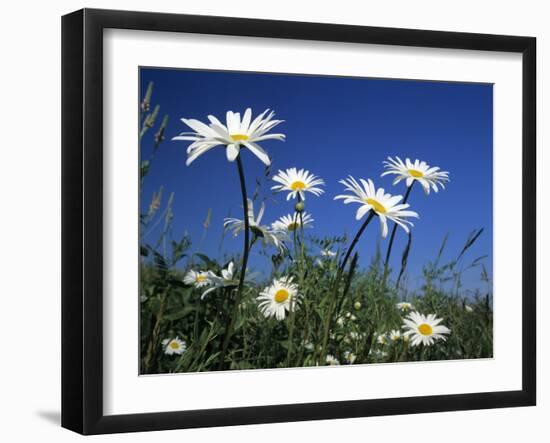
xmin=140 ymin=230 xmax=493 ymax=373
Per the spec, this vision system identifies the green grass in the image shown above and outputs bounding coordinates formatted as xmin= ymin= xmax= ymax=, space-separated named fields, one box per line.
xmin=139 ymin=225 xmax=492 ymax=373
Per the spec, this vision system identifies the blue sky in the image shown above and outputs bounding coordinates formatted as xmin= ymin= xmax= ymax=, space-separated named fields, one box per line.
xmin=140 ymin=68 xmax=493 ymax=294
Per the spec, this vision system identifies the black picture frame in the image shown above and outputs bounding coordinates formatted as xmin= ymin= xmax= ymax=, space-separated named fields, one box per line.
xmin=62 ymin=8 xmax=536 ymax=435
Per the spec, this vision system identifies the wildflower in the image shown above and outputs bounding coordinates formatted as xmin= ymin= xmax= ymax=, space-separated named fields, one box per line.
xmin=257 ymin=276 xmax=300 ymax=320
xmin=272 ymin=168 xmax=325 ymax=200
xmin=200 ymin=262 xmax=236 ymax=300
xmin=402 ymin=311 xmax=451 ymax=346
xmin=377 ymin=334 xmax=388 ymax=345
xmin=465 ymin=305 xmax=474 ymax=313
xmin=321 ymin=249 xmax=336 ymax=257
xmin=396 ymin=301 xmax=414 ymax=312
xmin=343 ymin=351 xmax=357 ymax=364
xmin=271 ymin=212 xmax=314 ymax=233
xmin=183 ymin=270 xmax=215 ymax=288
xmin=224 ymin=199 xmax=287 ymax=252
xmin=173 ymin=108 xmax=285 ymax=166
xmin=354 ymin=301 xmax=362 ymax=310
xmin=389 ymin=329 xmax=402 ymax=341
xmin=326 ymin=355 xmax=340 ymax=365
xmin=335 ymin=176 xmax=418 ymax=238
xmin=381 ymin=156 xmax=449 ymax=194
xmin=162 ymin=337 xmax=187 ymax=355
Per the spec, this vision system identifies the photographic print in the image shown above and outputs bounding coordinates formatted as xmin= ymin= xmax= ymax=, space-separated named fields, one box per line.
xmin=139 ymin=68 xmax=493 ymax=374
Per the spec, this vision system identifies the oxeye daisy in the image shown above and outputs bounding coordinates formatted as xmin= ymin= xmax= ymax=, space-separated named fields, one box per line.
xmin=173 ymin=108 xmax=285 ymax=166
xmin=343 ymin=351 xmax=357 ymax=364
xmin=320 ymin=249 xmax=336 ymax=257
xmin=381 ymin=156 xmax=450 ymax=194
xmin=396 ymin=301 xmax=414 ymax=312
xmin=334 ymin=176 xmax=419 ymax=238
xmin=162 ymin=337 xmax=187 ymax=355
xmin=183 ymin=270 xmax=215 ymax=288
xmin=271 ymin=168 xmax=325 ymax=200
xmin=257 ymin=276 xmax=300 ymax=320
xmin=377 ymin=334 xmax=388 ymax=345
xmin=326 ymin=355 xmax=340 ymax=366
xmin=271 ymin=212 xmax=314 ymax=233
xmin=224 ymin=199 xmax=287 ymax=252
xmin=402 ymin=311 xmax=451 ymax=346
xmin=389 ymin=329 xmax=402 ymax=341
xmin=200 ymin=262 xmax=237 ymax=300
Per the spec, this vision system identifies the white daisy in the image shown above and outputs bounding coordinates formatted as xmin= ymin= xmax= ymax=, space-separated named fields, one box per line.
xmin=224 ymin=199 xmax=287 ymax=252
xmin=402 ymin=311 xmax=451 ymax=346
xmin=326 ymin=355 xmax=340 ymax=365
xmin=381 ymin=156 xmax=450 ymax=194
xmin=257 ymin=276 xmax=300 ymax=320
xmin=343 ymin=351 xmax=357 ymax=364
xmin=173 ymin=108 xmax=285 ymax=166
xmin=162 ymin=337 xmax=187 ymax=355
xmin=271 ymin=168 xmax=325 ymax=200
xmin=465 ymin=304 xmax=474 ymax=313
xmin=389 ymin=329 xmax=402 ymax=341
xmin=377 ymin=334 xmax=388 ymax=345
xmin=271 ymin=212 xmax=314 ymax=233
xmin=320 ymin=249 xmax=336 ymax=257
xmin=183 ymin=270 xmax=215 ymax=288
xmin=200 ymin=262 xmax=237 ymax=300
xmin=334 ymin=176 xmax=419 ymax=238
xmin=396 ymin=302 xmax=414 ymax=312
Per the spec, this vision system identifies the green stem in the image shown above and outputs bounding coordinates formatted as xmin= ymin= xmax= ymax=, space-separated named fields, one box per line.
xmin=382 ymin=183 xmax=414 ymax=285
xmin=218 ymin=155 xmax=250 ymax=370
xmin=320 ymin=211 xmax=375 ymax=364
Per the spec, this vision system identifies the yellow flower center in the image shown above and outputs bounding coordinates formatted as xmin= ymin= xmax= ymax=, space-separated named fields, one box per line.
xmin=230 ymin=134 xmax=249 ymax=142
xmin=287 ymin=222 xmax=299 ymax=231
xmin=196 ymin=274 xmax=207 ymax=283
xmin=408 ymin=169 xmax=424 ymax=178
xmin=169 ymin=341 xmax=180 ymax=350
xmin=366 ymin=198 xmax=387 ymax=214
xmin=290 ymin=181 xmax=307 ymax=191
xmin=274 ymin=289 xmax=290 ymax=303
xmin=418 ymin=323 xmax=433 ymax=336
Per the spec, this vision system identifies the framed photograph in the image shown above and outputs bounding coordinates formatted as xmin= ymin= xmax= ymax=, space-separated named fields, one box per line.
xmin=62 ymin=8 xmax=536 ymax=435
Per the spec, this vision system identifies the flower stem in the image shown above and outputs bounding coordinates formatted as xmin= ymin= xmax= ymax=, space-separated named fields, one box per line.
xmin=218 ymin=155 xmax=250 ymax=369
xmin=320 ymin=211 xmax=375 ymax=363
xmin=339 ymin=211 xmax=376 ymax=274
xmin=382 ymin=182 xmax=414 ymax=285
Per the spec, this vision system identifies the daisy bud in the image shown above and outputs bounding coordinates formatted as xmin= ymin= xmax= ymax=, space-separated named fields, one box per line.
xmin=354 ymin=301 xmax=362 ymax=310
xmin=295 ymin=201 xmax=305 ymax=213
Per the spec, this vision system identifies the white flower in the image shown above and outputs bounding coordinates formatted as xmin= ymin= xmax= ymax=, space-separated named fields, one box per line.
xmin=334 ymin=176 xmax=419 ymax=238
xmin=320 ymin=249 xmax=336 ymax=257
xmin=162 ymin=337 xmax=187 ymax=355
xmin=271 ymin=212 xmax=314 ymax=233
xmin=381 ymin=156 xmax=450 ymax=194
xmin=343 ymin=351 xmax=357 ymax=364
xmin=326 ymin=355 xmax=340 ymax=365
xmin=402 ymin=311 xmax=451 ymax=346
xmin=272 ymin=168 xmax=325 ymax=200
xmin=200 ymin=262 xmax=236 ymax=300
xmin=396 ymin=302 xmax=414 ymax=312
xmin=389 ymin=329 xmax=402 ymax=341
xmin=173 ymin=108 xmax=285 ymax=166
xmin=465 ymin=305 xmax=474 ymax=313
xmin=224 ymin=199 xmax=287 ymax=252
xmin=257 ymin=276 xmax=300 ymax=320
xmin=184 ymin=270 xmax=215 ymax=288
xmin=377 ymin=334 xmax=388 ymax=345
